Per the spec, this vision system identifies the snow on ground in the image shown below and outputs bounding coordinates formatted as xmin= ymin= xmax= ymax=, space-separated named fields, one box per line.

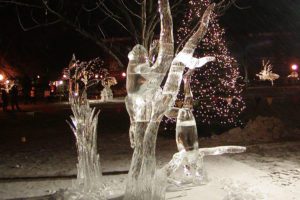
xmin=0 ymin=103 xmax=299 ymax=199
xmin=0 ymin=140 xmax=299 ymax=200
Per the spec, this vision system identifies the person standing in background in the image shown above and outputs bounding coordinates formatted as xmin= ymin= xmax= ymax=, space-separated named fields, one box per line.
xmin=30 ymin=86 xmax=36 ymax=104
xmin=1 ymin=88 xmax=8 ymax=111
xmin=10 ymin=82 xmax=21 ymax=111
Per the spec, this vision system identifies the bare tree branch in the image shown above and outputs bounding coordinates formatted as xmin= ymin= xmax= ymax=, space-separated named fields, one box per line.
xmin=115 ymin=0 xmax=139 ymax=44
xmin=15 ymin=5 xmax=60 ymax=31
xmin=0 ymin=0 xmax=41 ymax=8
xmin=141 ymin=0 xmax=147 ymax=47
xmin=97 ymin=25 xmax=106 ymax=39
xmin=120 ymin=0 xmax=142 ymax=20
xmin=215 ymin=0 xmax=237 ymax=15
xmin=41 ymin=0 xmax=125 ymax=68
xmin=82 ymin=2 xmax=100 ymax=12
xmin=98 ymin=1 xmax=132 ymax=34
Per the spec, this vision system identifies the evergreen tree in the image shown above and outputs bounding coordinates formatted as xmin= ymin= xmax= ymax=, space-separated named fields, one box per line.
xmin=168 ymin=0 xmax=245 ymax=127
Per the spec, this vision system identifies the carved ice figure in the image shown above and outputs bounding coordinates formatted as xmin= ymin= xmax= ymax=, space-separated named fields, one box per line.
xmin=164 ymin=69 xmax=245 ymax=187
xmin=287 ymin=71 xmax=299 ymax=79
xmin=124 ymin=1 xmax=246 ymax=199
xmin=63 ymin=57 xmax=106 ymax=199
xmin=256 ymin=60 xmax=279 ymax=86
xmin=176 ymin=52 xmax=215 ymax=70
xmin=101 ymin=76 xmax=117 ymax=101
xmin=124 ymin=2 xmax=219 ymax=199
xmin=175 ymin=69 xmax=198 ymax=153
xmin=170 ymin=69 xmax=205 ymax=186
xmin=65 ymin=92 xmax=106 ymax=200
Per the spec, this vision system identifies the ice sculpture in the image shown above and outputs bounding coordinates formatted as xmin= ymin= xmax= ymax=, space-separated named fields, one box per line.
xmin=151 ymin=146 xmax=246 ymax=200
xmin=64 ymin=58 xmax=106 ymax=199
xmin=256 ymin=60 xmax=279 ymax=86
xmin=66 ymin=92 xmax=105 ymax=200
xmin=287 ymin=71 xmax=299 ymax=79
xmin=176 ymin=69 xmax=198 ymax=153
xmin=67 ymin=55 xmax=108 ymax=99
xmin=163 ymin=69 xmax=246 ymax=189
xmin=101 ymin=76 xmax=117 ymax=101
xmin=124 ymin=1 xmax=246 ymax=199
xmin=124 ymin=2 xmax=216 ymax=199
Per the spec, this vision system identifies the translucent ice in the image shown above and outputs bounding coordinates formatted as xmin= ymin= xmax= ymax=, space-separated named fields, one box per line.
xmin=125 ymin=0 xmax=214 ymax=200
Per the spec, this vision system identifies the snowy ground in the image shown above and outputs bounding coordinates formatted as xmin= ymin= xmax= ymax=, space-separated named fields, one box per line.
xmin=0 ymin=141 xmax=299 ymax=200
xmin=0 ymin=102 xmax=299 ymax=199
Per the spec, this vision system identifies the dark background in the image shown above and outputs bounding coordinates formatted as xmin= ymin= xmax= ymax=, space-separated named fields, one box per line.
xmin=0 ymin=0 xmax=300 ymax=80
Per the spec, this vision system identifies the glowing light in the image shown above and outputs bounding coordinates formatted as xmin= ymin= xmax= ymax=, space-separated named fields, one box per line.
xmin=5 ymin=80 xmax=9 ymax=84
xmin=95 ymin=74 xmax=99 ymax=78
xmin=0 ymin=74 xmax=3 ymax=81
xmin=122 ymin=72 xmax=126 ymax=77
xmin=163 ymin=0 xmax=245 ymax=128
xmin=291 ymin=64 xmax=298 ymax=71
xmin=37 ymin=75 xmax=40 ymax=79
xmin=63 ymin=74 xmax=67 ymax=78
xmin=59 ymin=80 xmax=63 ymax=85
xmin=21 ymin=137 xmax=26 ymax=143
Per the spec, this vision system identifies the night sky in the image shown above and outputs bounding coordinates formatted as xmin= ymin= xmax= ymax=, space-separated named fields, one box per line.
xmin=0 ymin=0 xmax=300 ymax=79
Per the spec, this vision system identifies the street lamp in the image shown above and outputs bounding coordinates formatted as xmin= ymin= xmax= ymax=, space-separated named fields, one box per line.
xmin=288 ymin=64 xmax=299 ymax=79
xmin=291 ymin=64 xmax=298 ymax=71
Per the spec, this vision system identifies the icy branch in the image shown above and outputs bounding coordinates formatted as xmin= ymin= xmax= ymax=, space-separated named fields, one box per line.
xmin=199 ymin=146 xmax=246 ymax=156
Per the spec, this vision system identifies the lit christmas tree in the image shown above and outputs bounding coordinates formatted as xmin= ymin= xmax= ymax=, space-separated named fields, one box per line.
xmin=170 ymin=0 xmax=245 ymax=127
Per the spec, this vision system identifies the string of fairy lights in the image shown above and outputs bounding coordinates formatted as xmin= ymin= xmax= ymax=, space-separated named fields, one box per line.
xmin=165 ymin=0 xmax=245 ymax=127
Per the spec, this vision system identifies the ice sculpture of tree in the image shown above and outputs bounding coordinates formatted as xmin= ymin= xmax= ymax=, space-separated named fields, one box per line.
xmin=256 ymin=59 xmax=279 ymax=86
xmin=65 ymin=57 xmax=106 ymax=199
xmin=67 ymin=55 xmax=108 ymax=97
xmin=124 ymin=1 xmax=245 ymax=199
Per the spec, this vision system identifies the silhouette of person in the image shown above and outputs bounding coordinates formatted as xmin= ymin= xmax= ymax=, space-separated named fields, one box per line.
xmin=22 ymin=75 xmax=31 ymax=104
xmin=10 ymin=84 xmax=21 ymax=111
xmin=1 ymin=88 xmax=8 ymax=112
xmin=30 ymin=86 xmax=36 ymax=104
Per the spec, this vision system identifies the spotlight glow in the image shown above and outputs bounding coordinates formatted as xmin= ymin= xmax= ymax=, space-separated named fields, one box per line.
xmin=0 ymin=74 xmax=3 ymax=81
xmin=291 ymin=64 xmax=298 ymax=71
